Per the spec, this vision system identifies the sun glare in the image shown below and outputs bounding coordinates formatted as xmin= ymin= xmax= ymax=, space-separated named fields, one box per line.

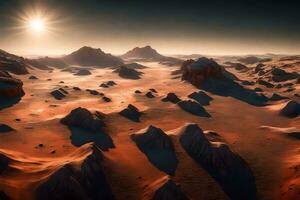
xmin=28 ymin=18 xmax=45 ymax=33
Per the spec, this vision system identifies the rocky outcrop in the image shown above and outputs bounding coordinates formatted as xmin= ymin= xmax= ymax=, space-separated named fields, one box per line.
xmin=177 ymin=100 xmax=210 ymax=117
xmin=75 ymin=69 xmax=91 ymax=76
xmin=50 ymin=88 xmax=67 ymax=100
xmin=162 ymin=93 xmax=181 ymax=104
xmin=280 ymin=101 xmax=300 ymax=118
xmin=119 ymin=104 xmax=142 ymax=122
xmin=237 ymin=56 xmax=271 ymax=65
xmin=61 ymin=107 xmax=105 ymax=132
xmin=35 ymin=145 xmax=115 ymax=200
xmin=0 ymin=124 xmax=14 ymax=133
xmin=146 ymin=91 xmax=155 ymax=98
xmin=31 ymin=57 xmax=68 ymax=68
xmin=0 ymin=71 xmax=24 ymax=98
xmin=131 ymin=126 xmax=178 ymax=175
xmin=63 ymin=46 xmax=123 ymax=67
xmin=29 ymin=75 xmax=38 ymax=80
xmin=179 ymin=124 xmax=257 ymax=200
xmin=61 ymin=108 xmax=114 ymax=150
xmin=271 ymin=68 xmax=299 ymax=82
xmin=0 ymin=49 xmax=29 ymax=74
xmin=181 ymin=58 xmax=224 ymax=86
xmin=187 ymin=91 xmax=213 ymax=106
xmin=153 ymin=179 xmax=189 ymax=200
xmin=113 ymin=66 xmax=142 ymax=79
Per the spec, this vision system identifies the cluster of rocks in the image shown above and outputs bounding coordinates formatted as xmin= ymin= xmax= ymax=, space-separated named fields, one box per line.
xmin=114 ymin=66 xmax=142 ymax=79
xmin=99 ymin=81 xmax=117 ymax=88
xmin=0 ymin=124 xmax=14 ymax=133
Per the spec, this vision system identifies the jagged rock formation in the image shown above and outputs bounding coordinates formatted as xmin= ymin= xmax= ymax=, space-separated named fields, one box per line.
xmin=61 ymin=107 xmax=114 ymax=150
xmin=177 ymin=100 xmax=210 ymax=117
xmin=75 ymin=69 xmax=91 ymax=76
xmin=0 ymin=124 xmax=14 ymax=133
xmin=179 ymin=124 xmax=257 ymax=200
xmin=35 ymin=145 xmax=115 ymax=200
xmin=0 ymin=154 xmax=9 ymax=174
xmin=131 ymin=126 xmax=178 ymax=175
xmin=187 ymin=91 xmax=213 ymax=106
xmin=162 ymin=93 xmax=181 ymax=104
xmin=63 ymin=46 xmax=123 ymax=67
xmin=280 ymin=100 xmax=300 ymax=118
xmin=153 ymin=179 xmax=189 ymax=200
xmin=0 ymin=71 xmax=24 ymax=98
xmin=119 ymin=104 xmax=142 ymax=122
xmin=113 ymin=66 xmax=142 ymax=79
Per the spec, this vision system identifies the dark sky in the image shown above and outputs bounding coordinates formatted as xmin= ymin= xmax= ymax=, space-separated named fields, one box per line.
xmin=0 ymin=0 xmax=300 ymax=55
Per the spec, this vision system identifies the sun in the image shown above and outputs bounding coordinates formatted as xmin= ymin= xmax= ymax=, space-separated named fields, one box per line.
xmin=28 ymin=17 xmax=46 ymax=33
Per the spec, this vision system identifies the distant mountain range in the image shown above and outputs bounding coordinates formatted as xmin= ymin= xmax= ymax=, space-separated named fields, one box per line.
xmin=121 ymin=46 xmax=182 ymax=65
xmin=62 ymin=46 xmax=123 ymax=67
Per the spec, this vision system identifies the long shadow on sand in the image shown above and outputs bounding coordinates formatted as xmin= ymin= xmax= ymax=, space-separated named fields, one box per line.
xmin=200 ymin=78 xmax=268 ymax=107
xmin=0 ymin=96 xmax=22 ymax=110
xmin=68 ymin=127 xmax=115 ymax=151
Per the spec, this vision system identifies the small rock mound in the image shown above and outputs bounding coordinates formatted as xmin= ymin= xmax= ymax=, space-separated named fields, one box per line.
xmin=99 ymin=83 xmax=109 ymax=88
xmin=29 ymin=75 xmax=38 ymax=80
xmin=187 ymin=91 xmax=213 ymax=106
xmin=73 ymin=87 xmax=81 ymax=91
xmin=177 ymin=100 xmax=210 ymax=117
xmin=61 ymin=107 xmax=105 ymax=131
xmin=75 ymin=69 xmax=91 ymax=76
xmin=131 ymin=126 xmax=178 ymax=175
xmin=153 ymin=179 xmax=189 ymax=200
xmin=114 ymin=66 xmax=142 ymax=79
xmin=135 ymin=90 xmax=142 ymax=94
xmin=0 ymin=71 xmax=24 ymax=98
xmin=50 ymin=88 xmax=67 ymax=100
xmin=119 ymin=104 xmax=142 ymax=122
xmin=280 ymin=100 xmax=300 ymax=118
xmin=179 ymin=124 xmax=257 ymax=200
xmin=0 ymin=124 xmax=14 ymax=133
xmin=162 ymin=93 xmax=181 ymax=104
xmin=35 ymin=145 xmax=114 ymax=200
xmin=145 ymin=91 xmax=155 ymax=98
xmin=102 ymin=96 xmax=111 ymax=102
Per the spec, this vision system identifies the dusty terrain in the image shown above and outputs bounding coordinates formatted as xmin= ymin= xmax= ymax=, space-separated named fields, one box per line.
xmin=0 ymin=54 xmax=300 ymax=200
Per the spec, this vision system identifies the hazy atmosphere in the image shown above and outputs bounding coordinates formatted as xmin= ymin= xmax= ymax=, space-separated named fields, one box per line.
xmin=0 ymin=0 xmax=300 ymax=56
xmin=0 ymin=1 xmax=300 ymax=200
